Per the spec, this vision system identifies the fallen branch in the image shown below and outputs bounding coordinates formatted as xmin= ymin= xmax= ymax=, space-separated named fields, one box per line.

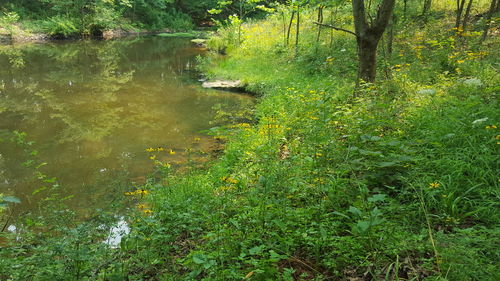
xmin=313 ymin=22 xmax=356 ymax=36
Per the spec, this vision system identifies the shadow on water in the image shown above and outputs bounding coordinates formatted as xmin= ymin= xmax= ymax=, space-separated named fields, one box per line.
xmin=0 ymin=37 xmax=253 ymax=218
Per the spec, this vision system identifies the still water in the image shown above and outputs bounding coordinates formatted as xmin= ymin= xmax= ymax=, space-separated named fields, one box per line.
xmin=0 ymin=37 xmax=252 ymax=216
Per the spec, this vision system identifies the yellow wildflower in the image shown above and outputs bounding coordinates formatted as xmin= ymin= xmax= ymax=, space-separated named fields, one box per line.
xmin=137 ymin=204 xmax=147 ymax=209
xmin=146 ymin=148 xmax=155 ymax=152
xmin=429 ymin=182 xmax=440 ymax=189
xmin=169 ymin=149 xmax=176 ymax=155
xmin=143 ymin=209 xmax=153 ymax=214
xmin=136 ymin=189 xmax=149 ymax=195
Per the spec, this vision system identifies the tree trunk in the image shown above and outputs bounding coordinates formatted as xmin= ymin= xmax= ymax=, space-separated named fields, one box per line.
xmin=282 ymin=11 xmax=287 ymax=45
xmin=295 ymin=6 xmax=300 ymax=55
xmin=481 ymin=0 xmax=498 ymax=42
xmin=357 ymin=38 xmax=379 ymax=82
xmin=456 ymin=0 xmax=467 ymax=28
xmin=286 ymin=11 xmax=295 ymax=45
xmin=461 ymin=0 xmax=474 ymax=31
xmin=387 ymin=14 xmax=395 ymax=56
xmin=403 ymin=0 xmax=408 ymax=20
xmin=316 ymin=6 xmax=324 ymax=43
xmin=352 ymin=0 xmax=396 ymax=83
xmin=422 ymin=0 xmax=433 ymax=16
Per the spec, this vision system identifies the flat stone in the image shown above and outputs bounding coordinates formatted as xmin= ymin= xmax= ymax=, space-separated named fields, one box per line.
xmin=191 ymin=39 xmax=207 ymax=46
xmin=202 ymin=80 xmax=243 ymax=90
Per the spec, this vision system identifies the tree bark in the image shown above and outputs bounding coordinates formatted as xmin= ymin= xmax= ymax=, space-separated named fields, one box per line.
xmin=316 ymin=6 xmax=324 ymax=43
xmin=456 ymin=0 xmax=467 ymax=28
xmin=286 ymin=11 xmax=295 ymax=45
xmin=295 ymin=6 xmax=300 ymax=54
xmin=461 ymin=0 xmax=474 ymax=31
xmin=358 ymin=38 xmax=379 ymax=82
xmin=481 ymin=0 xmax=498 ymax=42
xmin=422 ymin=0 xmax=433 ymax=16
xmin=387 ymin=14 xmax=395 ymax=55
xmin=352 ymin=0 xmax=396 ymax=82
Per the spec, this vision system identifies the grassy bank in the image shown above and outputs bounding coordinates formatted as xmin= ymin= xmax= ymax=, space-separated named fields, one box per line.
xmin=1 ymin=1 xmax=499 ymax=280
xmin=130 ymin=3 xmax=499 ymax=280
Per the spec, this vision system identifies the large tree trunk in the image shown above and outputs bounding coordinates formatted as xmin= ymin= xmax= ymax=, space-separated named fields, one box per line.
xmin=357 ymin=38 xmax=379 ymax=82
xmin=352 ymin=0 xmax=396 ymax=83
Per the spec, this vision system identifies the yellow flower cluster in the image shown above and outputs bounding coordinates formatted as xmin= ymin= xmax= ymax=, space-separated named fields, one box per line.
xmin=146 ymin=147 xmax=165 ymax=152
xmin=124 ymin=189 xmax=150 ymax=196
xmin=213 ymin=185 xmax=237 ymax=196
xmin=450 ymin=51 xmax=487 ymax=64
xmin=428 ymin=182 xmax=440 ymax=189
xmin=264 ymin=124 xmax=282 ymax=129
xmin=146 ymin=147 xmax=176 ymax=154
xmin=393 ymin=63 xmax=411 ymax=72
xmin=485 ymin=125 xmax=497 ymax=129
xmin=314 ymin=177 xmax=326 ymax=184
xmin=221 ymin=177 xmax=238 ymax=184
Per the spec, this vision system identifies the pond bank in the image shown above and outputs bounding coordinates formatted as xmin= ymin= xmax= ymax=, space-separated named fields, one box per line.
xmin=0 ymin=26 xmax=206 ymax=45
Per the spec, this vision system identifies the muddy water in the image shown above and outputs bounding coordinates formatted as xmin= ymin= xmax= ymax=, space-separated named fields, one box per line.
xmin=0 ymin=37 xmax=252 ymax=216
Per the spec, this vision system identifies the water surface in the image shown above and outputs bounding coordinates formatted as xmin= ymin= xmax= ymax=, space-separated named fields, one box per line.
xmin=0 ymin=37 xmax=252 ymax=216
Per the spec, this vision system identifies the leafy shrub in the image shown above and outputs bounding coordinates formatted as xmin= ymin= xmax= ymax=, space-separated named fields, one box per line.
xmin=43 ymin=16 xmax=78 ymax=38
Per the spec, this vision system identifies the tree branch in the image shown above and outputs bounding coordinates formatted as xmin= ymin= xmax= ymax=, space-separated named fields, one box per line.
xmin=313 ymin=22 xmax=357 ymax=36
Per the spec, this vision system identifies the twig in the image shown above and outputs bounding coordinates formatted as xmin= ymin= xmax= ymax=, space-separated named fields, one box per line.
xmin=313 ymin=22 xmax=357 ymax=36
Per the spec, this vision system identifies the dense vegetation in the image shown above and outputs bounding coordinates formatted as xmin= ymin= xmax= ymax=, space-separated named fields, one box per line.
xmin=0 ymin=0 xmax=281 ymax=38
xmin=1 ymin=0 xmax=499 ymax=280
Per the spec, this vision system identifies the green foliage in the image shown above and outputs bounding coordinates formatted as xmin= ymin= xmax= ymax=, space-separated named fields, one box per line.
xmin=43 ymin=16 xmax=78 ymax=38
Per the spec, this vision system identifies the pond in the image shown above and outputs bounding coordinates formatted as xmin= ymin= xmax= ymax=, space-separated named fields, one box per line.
xmin=0 ymin=37 xmax=252 ymax=218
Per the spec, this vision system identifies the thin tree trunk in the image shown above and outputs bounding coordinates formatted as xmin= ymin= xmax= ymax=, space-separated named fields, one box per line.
xmin=316 ymin=6 xmax=324 ymax=43
xmin=387 ymin=14 xmax=395 ymax=56
xmin=286 ymin=11 xmax=296 ymax=46
xmin=403 ymin=0 xmax=408 ymax=20
xmin=461 ymin=0 xmax=474 ymax=31
xmin=481 ymin=0 xmax=498 ymax=42
xmin=422 ymin=0 xmax=433 ymax=16
xmin=295 ymin=6 xmax=300 ymax=55
xmin=282 ymin=11 xmax=287 ymax=45
xmin=456 ymin=0 xmax=467 ymax=28
xmin=330 ymin=9 xmax=336 ymax=49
